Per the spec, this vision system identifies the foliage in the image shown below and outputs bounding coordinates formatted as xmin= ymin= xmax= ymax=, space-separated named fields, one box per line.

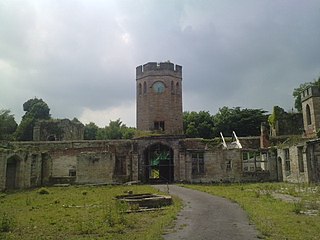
xmin=0 ymin=109 xmax=17 ymax=140
xmin=84 ymin=122 xmax=99 ymax=140
xmin=0 ymin=185 xmax=181 ymax=240
xmin=184 ymin=183 xmax=320 ymax=240
xmin=15 ymin=98 xmax=51 ymax=141
xmin=268 ymin=106 xmax=284 ymax=128
xmin=0 ymin=212 xmax=15 ymax=233
xmin=37 ymin=187 xmax=50 ymax=195
xmin=213 ymin=107 xmax=267 ymax=137
xmin=293 ymin=77 xmax=320 ymax=112
xmin=97 ymin=119 xmax=136 ymax=140
xmin=183 ymin=111 xmax=215 ymax=138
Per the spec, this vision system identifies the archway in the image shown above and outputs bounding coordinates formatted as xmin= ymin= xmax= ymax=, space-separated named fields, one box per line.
xmin=144 ymin=143 xmax=174 ymax=183
xmin=5 ymin=156 xmax=21 ymax=190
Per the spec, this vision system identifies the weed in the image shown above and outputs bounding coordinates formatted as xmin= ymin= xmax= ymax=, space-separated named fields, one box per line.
xmin=0 ymin=212 xmax=15 ymax=232
xmin=292 ymin=201 xmax=304 ymax=214
xmin=37 ymin=187 xmax=50 ymax=195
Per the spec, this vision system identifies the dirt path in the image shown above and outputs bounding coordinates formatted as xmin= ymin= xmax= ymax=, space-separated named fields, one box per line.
xmin=153 ymin=185 xmax=260 ymax=240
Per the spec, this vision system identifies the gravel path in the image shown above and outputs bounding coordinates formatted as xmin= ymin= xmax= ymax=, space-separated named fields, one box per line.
xmin=153 ymin=185 xmax=260 ymax=240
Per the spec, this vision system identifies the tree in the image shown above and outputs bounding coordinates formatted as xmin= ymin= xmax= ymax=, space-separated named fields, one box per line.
xmin=293 ymin=77 xmax=320 ymax=112
xmin=96 ymin=119 xmax=136 ymax=140
xmin=15 ymin=98 xmax=51 ymax=141
xmin=0 ymin=109 xmax=18 ymax=140
xmin=84 ymin=122 xmax=99 ymax=140
xmin=213 ymin=107 xmax=267 ymax=137
xmin=183 ymin=111 xmax=215 ymax=138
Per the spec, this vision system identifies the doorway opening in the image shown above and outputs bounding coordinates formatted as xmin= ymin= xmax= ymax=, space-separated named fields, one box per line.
xmin=144 ymin=143 xmax=174 ymax=183
xmin=5 ymin=156 xmax=21 ymax=190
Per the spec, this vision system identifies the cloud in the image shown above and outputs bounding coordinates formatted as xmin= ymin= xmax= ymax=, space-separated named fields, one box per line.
xmin=1 ymin=0 xmax=320 ymax=126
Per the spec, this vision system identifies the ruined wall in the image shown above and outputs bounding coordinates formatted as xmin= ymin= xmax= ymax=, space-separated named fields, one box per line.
xmin=33 ymin=119 xmax=84 ymax=141
xmin=77 ymin=152 xmax=114 ymax=184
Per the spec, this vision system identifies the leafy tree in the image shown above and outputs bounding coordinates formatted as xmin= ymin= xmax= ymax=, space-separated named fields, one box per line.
xmin=15 ymin=98 xmax=51 ymax=141
xmin=84 ymin=122 xmax=99 ymax=140
xmin=213 ymin=107 xmax=267 ymax=137
xmin=0 ymin=109 xmax=18 ymax=140
xmin=293 ymin=77 xmax=320 ymax=112
xmin=96 ymin=119 xmax=136 ymax=140
xmin=183 ymin=111 xmax=215 ymax=138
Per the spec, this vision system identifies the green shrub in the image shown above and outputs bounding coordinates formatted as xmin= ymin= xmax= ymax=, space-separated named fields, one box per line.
xmin=37 ymin=187 xmax=50 ymax=195
xmin=0 ymin=212 xmax=15 ymax=232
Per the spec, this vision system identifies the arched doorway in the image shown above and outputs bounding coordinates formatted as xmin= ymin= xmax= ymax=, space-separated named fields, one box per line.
xmin=144 ymin=143 xmax=174 ymax=183
xmin=5 ymin=156 xmax=21 ymax=190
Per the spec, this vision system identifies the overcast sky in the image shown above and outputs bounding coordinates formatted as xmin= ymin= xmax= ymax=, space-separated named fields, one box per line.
xmin=1 ymin=0 xmax=320 ymax=127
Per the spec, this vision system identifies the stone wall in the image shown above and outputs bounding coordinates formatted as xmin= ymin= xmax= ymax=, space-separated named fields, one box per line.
xmin=0 ymin=137 xmax=278 ymax=191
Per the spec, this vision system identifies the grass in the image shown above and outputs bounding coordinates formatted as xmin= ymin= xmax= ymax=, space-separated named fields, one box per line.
xmin=0 ymin=185 xmax=181 ymax=240
xmin=183 ymin=183 xmax=320 ymax=240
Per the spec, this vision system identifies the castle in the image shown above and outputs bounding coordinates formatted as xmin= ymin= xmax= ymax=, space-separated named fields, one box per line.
xmin=1 ymin=62 xmax=320 ymax=191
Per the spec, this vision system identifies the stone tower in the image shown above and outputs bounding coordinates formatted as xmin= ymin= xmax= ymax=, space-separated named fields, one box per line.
xmin=136 ymin=62 xmax=183 ymax=134
xmin=301 ymin=86 xmax=320 ymax=137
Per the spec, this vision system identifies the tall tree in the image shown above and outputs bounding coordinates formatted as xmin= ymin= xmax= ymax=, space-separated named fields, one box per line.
xmin=293 ymin=77 xmax=320 ymax=112
xmin=183 ymin=111 xmax=215 ymax=138
xmin=0 ymin=109 xmax=18 ymax=140
xmin=15 ymin=98 xmax=51 ymax=141
xmin=96 ymin=119 xmax=136 ymax=140
xmin=84 ymin=122 xmax=99 ymax=140
xmin=213 ymin=107 xmax=267 ymax=137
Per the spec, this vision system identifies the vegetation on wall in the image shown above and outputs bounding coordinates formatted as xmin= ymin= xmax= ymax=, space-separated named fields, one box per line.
xmin=0 ymin=110 xmax=17 ymax=140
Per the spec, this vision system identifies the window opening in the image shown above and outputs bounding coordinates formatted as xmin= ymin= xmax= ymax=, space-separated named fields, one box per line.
xmin=306 ymin=104 xmax=312 ymax=125
xmin=192 ymin=153 xmax=204 ymax=175
xmin=138 ymin=83 xmax=142 ymax=95
xmin=143 ymin=82 xmax=147 ymax=94
xmin=298 ymin=147 xmax=304 ymax=172
xmin=154 ymin=121 xmax=165 ymax=131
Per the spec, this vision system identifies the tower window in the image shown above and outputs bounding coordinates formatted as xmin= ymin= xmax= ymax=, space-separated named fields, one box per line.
xmin=138 ymin=83 xmax=142 ymax=95
xmin=306 ymin=104 xmax=312 ymax=125
xmin=143 ymin=82 xmax=147 ymax=94
xmin=176 ymin=82 xmax=180 ymax=94
xmin=154 ymin=121 xmax=165 ymax=131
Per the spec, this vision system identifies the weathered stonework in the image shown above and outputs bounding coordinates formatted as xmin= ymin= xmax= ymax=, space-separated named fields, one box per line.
xmin=0 ymin=136 xmax=278 ymax=191
xmin=301 ymin=86 xmax=320 ymax=137
xmin=136 ymin=62 xmax=183 ymax=134
xmin=33 ymin=119 xmax=84 ymax=141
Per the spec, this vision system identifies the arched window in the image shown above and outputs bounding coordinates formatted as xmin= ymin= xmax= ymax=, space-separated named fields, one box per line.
xmin=306 ymin=104 xmax=312 ymax=125
xmin=171 ymin=81 xmax=174 ymax=93
xmin=138 ymin=83 xmax=142 ymax=95
xmin=176 ymin=82 xmax=180 ymax=94
xmin=143 ymin=82 xmax=147 ymax=94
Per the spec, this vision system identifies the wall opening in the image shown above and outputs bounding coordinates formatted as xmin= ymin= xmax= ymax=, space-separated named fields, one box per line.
xmin=5 ymin=156 xmax=21 ymax=190
xmin=144 ymin=143 xmax=174 ymax=183
xmin=306 ymin=104 xmax=312 ymax=125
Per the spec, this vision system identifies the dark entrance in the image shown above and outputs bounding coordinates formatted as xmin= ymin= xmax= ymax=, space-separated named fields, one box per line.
xmin=144 ymin=143 xmax=174 ymax=183
xmin=5 ymin=156 xmax=20 ymax=190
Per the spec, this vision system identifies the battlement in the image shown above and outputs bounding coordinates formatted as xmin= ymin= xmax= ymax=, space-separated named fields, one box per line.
xmin=301 ymin=86 xmax=320 ymax=102
xmin=136 ymin=62 xmax=182 ymax=78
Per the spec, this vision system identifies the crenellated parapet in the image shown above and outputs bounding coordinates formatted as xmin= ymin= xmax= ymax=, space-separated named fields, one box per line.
xmin=136 ymin=62 xmax=182 ymax=79
xmin=301 ymin=86 xmax=320 ymax=102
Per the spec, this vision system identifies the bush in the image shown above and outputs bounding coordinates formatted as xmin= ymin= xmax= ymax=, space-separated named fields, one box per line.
xmin=0 ymin=212 xmax=15 ymax=232
xmin=37 ymin=187 xmax=50 ymax=195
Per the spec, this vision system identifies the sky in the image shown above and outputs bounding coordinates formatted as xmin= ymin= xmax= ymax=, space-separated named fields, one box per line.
xmin=1 ymin=0 xmax=320 ymax=127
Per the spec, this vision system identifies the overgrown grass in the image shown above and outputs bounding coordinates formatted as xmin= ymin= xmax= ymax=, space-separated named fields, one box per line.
xmin=183 ymin=183 xmax=320 ymax=240
xmin=0 ymin=185 xmax=181 ymax=240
